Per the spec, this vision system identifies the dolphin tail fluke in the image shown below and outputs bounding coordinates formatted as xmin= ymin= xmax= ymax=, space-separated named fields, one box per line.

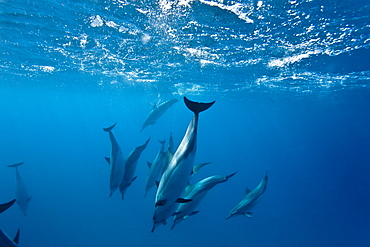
xmin=184 ymin=97 xmax=215 ymax=115
xmin=103 ymin=122 xmax=117 ymax=132
xmin=7 ymin=162 xmax=24 ymax=168
xmin=0 ymin=199 xmax=16 ymax=214
xmin=13 ymin=229 xmax=20 ymax=245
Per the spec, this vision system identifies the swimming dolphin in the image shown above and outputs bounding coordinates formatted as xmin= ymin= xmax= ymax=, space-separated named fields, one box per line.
xmin=7 ymin=163 xmax=31 ymax=216
xmin=119 ymin=138 xmax=150 ymax=200
xmin=0 ymin=200 xmax=16 ymax=214
xmin=103 ymin=123 xmax=126 ymax=197
xmin=226 ymin=172 xmax=268 ymax=219
xmin=0 ymin=229 xmax=20 ymax=247
xmin=152 ymin=97 xmax=215 ymax=232
xmin=145 ymin=140 xmax=166 ymax=197
xmin=141 ymin=99 xmax=179 ymax=132
xmin=172 ymin=171 xmax=237 ymax=229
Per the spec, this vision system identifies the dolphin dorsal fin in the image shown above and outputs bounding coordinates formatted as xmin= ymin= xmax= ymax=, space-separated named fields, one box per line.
xmin=245 ymin=187 xmax=251 ymax=195
xmin=104 ymin=157 xmax=111 ymax=164
xmin=13 ymin=229 xmax=20 ymax=244
xmin=147 ymin=161 xmax=152 ymax=169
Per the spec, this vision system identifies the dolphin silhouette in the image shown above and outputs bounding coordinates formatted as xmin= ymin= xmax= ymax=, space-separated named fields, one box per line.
xmin=145 ymin=140 xmax=166 ymax=197
xmin=226 ymin=172 xmax=268 ymax=219
xmin=7 ymin=163 xmax=31 ymax=216
xmin=0 ymin=200 xmax=16 ymax=214
xmin=152 ymin=97 xmax=215 ymax=232
xmin=103 ymin=123 xmax=126 ymax=197
xmin=119 ymin=138 xmax=150 ymax=200
xmin=172 ymin=171 xmax=237 ymax=229
xmin=141 ymin=99 xmax=179 ymax=132
xmin=0 ymin=229 xmax=20 ymax=247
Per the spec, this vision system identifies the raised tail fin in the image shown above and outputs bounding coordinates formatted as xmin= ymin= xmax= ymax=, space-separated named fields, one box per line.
xmin=184 ymin=97 xmax=215 ymax=115
xmin=103 ymin=122 xmax=117 ymax=132
xmin=7 ymin=162 xmax=24 ymax=168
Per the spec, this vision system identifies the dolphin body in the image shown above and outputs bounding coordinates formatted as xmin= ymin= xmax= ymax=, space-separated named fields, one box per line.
xmin=7 ymin=163 xmax=31 ymax=216
xmin=145 ymin=140 xmax=166 ymax=197
xmin=226 ymin=172 xmax=268 ymax=219
xmin=141 ymin=99 xmax=179 ymax=132
xmin=152 ymin=97 xmax=215 ymax=232
xmin=172 ymin=172 xmax=237 ymax=229
xmin=104 ymin=123 xmax=126 ymax=197
xmin=119 ymin=138 xmax=150 ymax=200
xmin=0 ymin=200 xmax=16 ymax=214
xmin=0 ymin=229 xmax=20 ymax=247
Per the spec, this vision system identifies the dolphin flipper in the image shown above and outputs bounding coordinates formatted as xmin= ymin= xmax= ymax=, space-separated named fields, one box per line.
xmin=184 ymin=97 xmax=215 ymax=115
xmin=13 ymin=229 xmax=20 ymax=245
xmin=0 ymin=199 xmax=16 ymax=214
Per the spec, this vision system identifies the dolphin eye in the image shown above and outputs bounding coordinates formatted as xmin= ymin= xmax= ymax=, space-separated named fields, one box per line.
xmin=155 ymin=200 xmax=166 ymax=206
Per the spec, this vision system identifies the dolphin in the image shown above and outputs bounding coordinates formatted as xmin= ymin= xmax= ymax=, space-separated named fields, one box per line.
xmin=0 ymin=200 xmax=16 ymax=214
xmin=141 ymin=99 xmax=179 ymax=132
xmin=103 ymin=123 xmax=126 ymax=197
xmin=119 ymin=138 xmax=150 ymax=200
xmin=152 ymin=97 xmax=215 ymax=232
xmin=172 ymin=171 xmax=237 ymax=229
xmin=7 ymin=163 xmax=31 ymax=216
xmin=145 ymin=140 xmax=166 ymax=197
xmin=0 ymin=229 xmax=20 ymax=247
xmin=226 ymin=172 xmax=268 ymax=219
xmin=162 ymin=133 xmax=175 ymax=174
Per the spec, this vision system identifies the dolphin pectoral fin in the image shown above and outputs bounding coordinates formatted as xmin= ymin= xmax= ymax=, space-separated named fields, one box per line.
xmin=103 ymin=122 xmax=117 ymax=132
xmin=175 ymin=198 xmax=192 ymax=203
xmin=172 ymin=211 xmax=182 ymax=216
xmin=27 ymin=197 xmax=32 ymax=203
xmin=147 ymin=161 xmax=152 ymax=168
xmin=226 ymin=171 xmax=238 ymax=180
xmin=162 ymin=220 xmax=167 ymax=225
xmin=13 ymin=229 xmax=20 ymax=244
xmin=245 ymin=187 xmax=252 ymax=195
xmin=189 ymin=211 xmax=199 ymax=216
xmin=7 ymin=162 xmax=24 ymax=168
xmin=104 ymin=157 xmax=111 ymax=164
xmin=131 ymin=176 xmax=138 ymax=183
xmin=192 ymin=162 xmax=211 ymax=175
xmin=0 ymin=199 xmax=16 ymax=213
xmin=184 ymin=97 xmax=215 ymax=115
xmin=155 ymin=180 xmax=160 ymax=188
xmin=244 ymin=212 xmax=252 ymax=218
xmin=155 ymin=199 xmax=166 ymax=207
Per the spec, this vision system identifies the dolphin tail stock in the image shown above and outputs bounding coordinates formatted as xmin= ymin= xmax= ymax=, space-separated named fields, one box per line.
xmin=7 ymin=162 xmax=24 ymax=168
xmin=103 ymin=122 xmax=117 ymax=132
xmin=0 ymin=199 xmax=16 ymax=214
xmin=184 ymin=97 xmax=215 ymax=115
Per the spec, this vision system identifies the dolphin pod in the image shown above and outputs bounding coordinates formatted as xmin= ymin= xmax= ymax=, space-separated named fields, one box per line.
xmin=172 ymin=171 xmax=238 ymax=229
xmin=0 ymin=229 xmax=20 ymax=247
xmin=141 ymin=99 xmax=179 ymax=132
xmin=152 ymin=97 xmax=215 ymax=232
xmin=226 ymin=172 xmax=268 ymax=219
xmin=7 ymin=163 xmax=31 ymax=216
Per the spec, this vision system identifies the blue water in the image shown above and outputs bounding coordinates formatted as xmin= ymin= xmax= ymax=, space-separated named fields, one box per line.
xmin=1 ymin=0 xmax=370 ymax=246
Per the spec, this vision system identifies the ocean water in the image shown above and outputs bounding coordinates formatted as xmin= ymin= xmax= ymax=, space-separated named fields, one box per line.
xmin=1 ymin=0 xmax=370 ymax=246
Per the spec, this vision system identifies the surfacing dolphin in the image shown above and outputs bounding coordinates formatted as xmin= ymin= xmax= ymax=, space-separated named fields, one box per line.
xmin=152 ymin=97 xmax=215 ymax=232
xmin=0 ymin=229 xmax=20 ymax=247
xmin=141 ymin=99 xmax=179 ymax=132
xmin=119 ymin=138 xmax=150 ymax=200
xmin=145 ymin=140 xmax=166 ymax=197
xmin=0 ymin=199 xmax=16 ymax=214
xmin=226 ymin=172 xmax=268 ymax=219
xmin=103 ymin=123 xmax=125 ymax=197
xmin=172 ymin=171 xmax=237 ymax=229
xmin=7 ymin=163 xmax=31 ymax=216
